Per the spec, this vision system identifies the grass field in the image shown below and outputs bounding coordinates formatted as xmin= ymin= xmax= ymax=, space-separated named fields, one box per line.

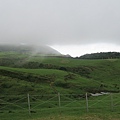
xmin=0 ymin=52 xmax=120 ymax=119
xmin=0 ymin=107 xmax=120 ymax=120
xmin=0 ymin=93 xmax=120 ymax=120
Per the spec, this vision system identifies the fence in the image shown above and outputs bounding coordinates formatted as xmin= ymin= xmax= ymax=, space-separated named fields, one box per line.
xmin=0 ymin=93 xmax=120 ymax=115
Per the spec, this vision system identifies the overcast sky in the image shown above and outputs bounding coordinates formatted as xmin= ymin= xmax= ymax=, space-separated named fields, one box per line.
xmin=0 ymin=0 xmax=120 ymax=56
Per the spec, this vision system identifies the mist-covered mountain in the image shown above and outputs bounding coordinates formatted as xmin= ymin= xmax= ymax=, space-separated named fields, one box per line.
xmin=0 ymin=44 xmax=61 ymax=56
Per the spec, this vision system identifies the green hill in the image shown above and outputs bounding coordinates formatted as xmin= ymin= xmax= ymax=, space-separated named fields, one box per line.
xmin=78 ymin=52 xmax=120 ymax=59
xmin=0 ymin=45 xmax=120 ymax=95
xmin=0 ymin=44 xmax=61 ymax=55
xmin=0 ymin=66 xmax=101 ymax=95
xmin=0 ymin=55 xmax=120 ymax=95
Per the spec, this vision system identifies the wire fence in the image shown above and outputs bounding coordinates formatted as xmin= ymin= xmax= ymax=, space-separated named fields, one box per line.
xmin=0 ymin=93 xmax=120 ymax=115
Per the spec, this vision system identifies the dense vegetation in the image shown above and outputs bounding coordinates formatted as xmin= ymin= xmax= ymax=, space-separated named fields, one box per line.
xmin=78 ymin=52 xmax=120 ymax=59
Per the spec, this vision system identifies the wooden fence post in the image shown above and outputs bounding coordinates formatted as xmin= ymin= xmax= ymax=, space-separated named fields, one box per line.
xmin=27 ymin=93 xmax=31 ymax=115
xmin=86 ymin=93 xmax=89 ymax=112
xmin=58 ymin=92 xmax=61 ymax=107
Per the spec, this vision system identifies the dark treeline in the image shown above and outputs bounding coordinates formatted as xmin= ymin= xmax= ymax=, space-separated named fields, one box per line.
xmin=77 ymin=52 xmax=120 ymax=59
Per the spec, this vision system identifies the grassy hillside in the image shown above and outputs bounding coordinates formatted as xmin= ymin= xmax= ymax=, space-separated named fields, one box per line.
xmin=0 ymin=51 xmax=120 ymax=120
xmin=0 ymin=53 xmax=120 ymax=95
xmin=0 ymin=66 xmax=102 ymax=95
xmin=0 ymin=46 xmax=120 ymax=96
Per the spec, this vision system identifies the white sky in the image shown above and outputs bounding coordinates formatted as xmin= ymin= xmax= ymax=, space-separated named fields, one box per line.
xmin=0 ymin=0 xmax=120 ymax=57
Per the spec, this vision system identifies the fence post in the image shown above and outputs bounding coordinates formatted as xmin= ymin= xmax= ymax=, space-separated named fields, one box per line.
xmin=86 ymin=93 xmax=89 ymax=112
xmin=58 ymin=92 xmax=61 ymax=107
xmin=110 ymin=93 xmax=113 ymax=111
xmin=27 ymin=93 xmax=31 ymax=115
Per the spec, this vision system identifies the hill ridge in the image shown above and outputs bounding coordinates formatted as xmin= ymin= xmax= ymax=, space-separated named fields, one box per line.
xmin=78 ymin=52 xmax=120 ymax=59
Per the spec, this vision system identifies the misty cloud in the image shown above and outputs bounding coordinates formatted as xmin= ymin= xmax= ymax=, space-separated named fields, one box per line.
xmin=0 ymin=0 xmax=120 ymax=45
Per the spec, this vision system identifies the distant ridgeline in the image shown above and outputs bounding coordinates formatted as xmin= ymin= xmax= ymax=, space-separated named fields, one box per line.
xmin=0 ymin=44 xmax=61 ymax=55
xmin=77 ymin=52 xmax=120 ymax=59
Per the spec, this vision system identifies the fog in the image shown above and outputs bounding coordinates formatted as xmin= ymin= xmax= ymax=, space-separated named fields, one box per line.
xmin=0 ymin=0 xmax=120 ymax=56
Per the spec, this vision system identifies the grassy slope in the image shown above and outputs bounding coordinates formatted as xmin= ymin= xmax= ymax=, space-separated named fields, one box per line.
xmin=28 ymin=56 xmax=120 ymax=91
xmin=0 ymin=53 xmax=120 ymax=120
xmin=0 ymin=66 xmax=101 ymax=95
xmin=27 ymin=56 xmax=104 ymax=66
xmin=0 ymin=54 xmax=120 ymax=95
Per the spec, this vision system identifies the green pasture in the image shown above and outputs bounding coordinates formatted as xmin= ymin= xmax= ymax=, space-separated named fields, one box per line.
xmin=0 ymin=93 xmax=120 ymax=120
xmin=0 ymin=53 xmax=120 ymax=119
xmin=0 ymin=56 xmax=120 ymax=95
xmin=27 ymin=56 xmax=108 ymax=67
xmin=0 ymin=66 xmax=102 ymax=95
